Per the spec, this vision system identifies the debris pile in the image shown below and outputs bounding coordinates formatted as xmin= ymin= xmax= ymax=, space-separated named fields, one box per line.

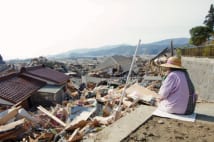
xmin=0 ymin=55 xmax=166 ymax=141
xmin=0 ymin=79 xmax=160 ymax=141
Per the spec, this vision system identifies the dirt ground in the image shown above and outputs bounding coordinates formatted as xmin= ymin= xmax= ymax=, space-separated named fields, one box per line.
xmin=122 ymin=116 xmax=214 ymax=142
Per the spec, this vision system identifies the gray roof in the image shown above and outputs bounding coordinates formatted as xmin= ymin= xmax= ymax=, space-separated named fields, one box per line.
xmin=112 ymin=55 xmax=132 ymax=72
xmin=94 ymin=57 xmax=118 ymax=71
xmin=94 ymin=55 xmax=132 ymax=72
xmin=85 ymin=75 xmax=108 ymax=84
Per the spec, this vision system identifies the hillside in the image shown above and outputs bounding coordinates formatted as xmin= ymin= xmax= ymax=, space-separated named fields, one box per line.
xmin=50 ymin=38 xmax=189 ymax=59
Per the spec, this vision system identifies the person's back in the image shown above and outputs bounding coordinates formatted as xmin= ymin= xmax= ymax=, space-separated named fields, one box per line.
xmin=158 ymin=70 xmax=189 ymax=114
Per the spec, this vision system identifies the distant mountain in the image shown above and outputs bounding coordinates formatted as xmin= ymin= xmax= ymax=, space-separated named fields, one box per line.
xmin=50 ymin=38 xmax=189 ymax=59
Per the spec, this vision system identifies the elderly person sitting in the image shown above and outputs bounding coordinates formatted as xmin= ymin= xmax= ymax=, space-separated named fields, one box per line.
xmin=157 ymin=56 xmax=197 ymax=115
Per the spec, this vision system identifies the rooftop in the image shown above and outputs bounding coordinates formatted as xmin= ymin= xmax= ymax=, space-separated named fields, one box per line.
xmin=0 ymin=73 xmax=45 ymax=103
xmin=21 ymin=65 xmax=70 ymax=85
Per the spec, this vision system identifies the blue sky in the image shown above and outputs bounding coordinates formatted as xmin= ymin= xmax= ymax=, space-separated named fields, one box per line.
xmin=0 ymin=0 xmax=213 ymax=60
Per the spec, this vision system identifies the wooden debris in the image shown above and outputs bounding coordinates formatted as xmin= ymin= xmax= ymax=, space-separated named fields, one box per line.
xmin=0 ymin=106 xmax=21 ymax=125
xmin=126 ymin=83 xmax=158 ymax=98
xmin=37 ymin=106 xmax=66 ymax=127
xmin=66 ymin=120 xmax=88 ymax=131
xmin=32 ymin=132 xmax=54 ymax=142
xmin=68 ymin=128 xmax=80 ymax=142
xmin=126 ymin=83 xmax=158 ymax=104
xmin=79 ymin=124 xmax=90 ymax=134
xmin=93 ymin=115 xmax=115 ymax=125
xmin=0 ymin=56 xmax=167 ymax=142
xmin=0 ymin=126 xmax=27 ymax=141
xmin=103 ymin=102 xmax=113 ymax=117
xmin=122 ymin=98 xmax=133 ymax=108
xmin=65 ymin=99 xmax=97 ymax=130
xmin=0 ymin=118 xmax=25 ymax=133
xmin=122 ymin=98 xmax=140 ymax=109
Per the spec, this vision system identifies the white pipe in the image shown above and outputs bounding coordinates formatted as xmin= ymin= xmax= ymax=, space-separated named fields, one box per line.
xmin=117 ymin=39 xmax=141 ymax=109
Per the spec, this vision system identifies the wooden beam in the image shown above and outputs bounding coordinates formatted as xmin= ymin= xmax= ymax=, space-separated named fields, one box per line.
xmin=68 ymin=128 xmax=80 ymax=142
xmin=37 ymin=106 xmax=66 ymax=127
xmin=0 ymin=118 xmax=25 ymax=133
xmin=0 ymin=126 xmax=26 ymax=141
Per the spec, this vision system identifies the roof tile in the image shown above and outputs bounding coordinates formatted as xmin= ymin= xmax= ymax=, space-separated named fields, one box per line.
xmin=21 ymin=65 xmax=69 ymax=85
xmin=0 ymin=73 xmax=45 ymax=103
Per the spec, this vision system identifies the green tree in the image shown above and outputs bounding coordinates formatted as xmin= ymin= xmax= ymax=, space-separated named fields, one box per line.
xmin=189 ymin=26 xmax=211 ymax=45
xmin=204 ymin=4 xmax=214 ymax=32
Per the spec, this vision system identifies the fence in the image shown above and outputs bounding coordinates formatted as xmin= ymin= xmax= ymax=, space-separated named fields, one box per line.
xmin=179 ymin=45 xmax=214 ymax=58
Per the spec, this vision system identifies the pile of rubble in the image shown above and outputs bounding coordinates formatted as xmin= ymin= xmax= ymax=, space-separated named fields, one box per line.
xmin=0 ymin=78 xmax=161 ymax=141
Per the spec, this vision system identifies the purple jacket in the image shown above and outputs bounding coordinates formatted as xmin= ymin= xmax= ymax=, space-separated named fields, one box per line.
xmin=158 ymin=71 xmax=189 ymax=114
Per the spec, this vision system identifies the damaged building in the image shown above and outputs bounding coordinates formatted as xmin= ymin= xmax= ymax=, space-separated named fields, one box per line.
xmin=0 ymin=72 xmax=45 ymax=109
xmin=21 ymin=65 xmax=70 ymax=107
xmin=91 ymin=55 xmax=137 ymax=78
xmin=0 ymin=65 xmax=70 ymax=109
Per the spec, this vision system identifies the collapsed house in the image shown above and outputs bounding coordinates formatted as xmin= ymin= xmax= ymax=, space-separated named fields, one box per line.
xmin=0 ymin=65 xmax=70 ymax=109
xmin=150 ymin=40 xmax=177 ymax=67
xmin=91 ymin=55 xmax=137 ymax=78
xmin=0 ymin=72 xmax=45 ymax=109
xmin=20 ymin=65 xmax=70 ymax=106
xmin=0 ymin=56 xmax=164 ymax=141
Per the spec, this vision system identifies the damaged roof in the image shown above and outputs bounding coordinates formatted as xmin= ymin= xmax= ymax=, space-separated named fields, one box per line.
xmin=0 ymin=72 xmax=46 ymax=103
xmin=94 ymin=55 xmax=132 ymax=72
xmin=21 ymin=65 xmax=70 ymax=85
xmin=112 ymin=55 xmax=132 ymax=72
xmin=94 ymin=57 xmax=119 ymax=71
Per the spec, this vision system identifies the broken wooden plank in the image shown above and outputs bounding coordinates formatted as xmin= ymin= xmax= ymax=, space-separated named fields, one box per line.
xmin=0 ymin=128 xmax=17 ymax=140
xmin=93 ymin=115 xmax=115 ymax=125
xmin=37 ymin=106 xmax=66 ymax=127
xmin=0 ymin=106 xmax=21 ymax=125
xmin=66 ymin=120 xmax=88 ymax=131
xmin=0 ymin=126 xmax=26 ymax=141
xmin=13 ymin=101 xmax=23 ymax=108
xmin=36 ymin=132 xmax=54 ymax=142
xmin=122 ymin=100 xmax=132 ymax=108
xmin=122 ymin=98 xmax=134 ymax=108
xmin=150 ymin=47 xmax=169 ymax=62
xmin=0 ymin=118 xmax=25 ymax=133
xmin=68 ymin=128 xmax=80 ymax=142
xmin=79 ymin=124 xmax=90 ymax=134
xmin=68 ymin=134 xmax=83 ymax=142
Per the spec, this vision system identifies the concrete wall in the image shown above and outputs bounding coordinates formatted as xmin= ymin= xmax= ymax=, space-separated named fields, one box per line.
xmin=182 ymin=57 xmax=214 ymax=101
